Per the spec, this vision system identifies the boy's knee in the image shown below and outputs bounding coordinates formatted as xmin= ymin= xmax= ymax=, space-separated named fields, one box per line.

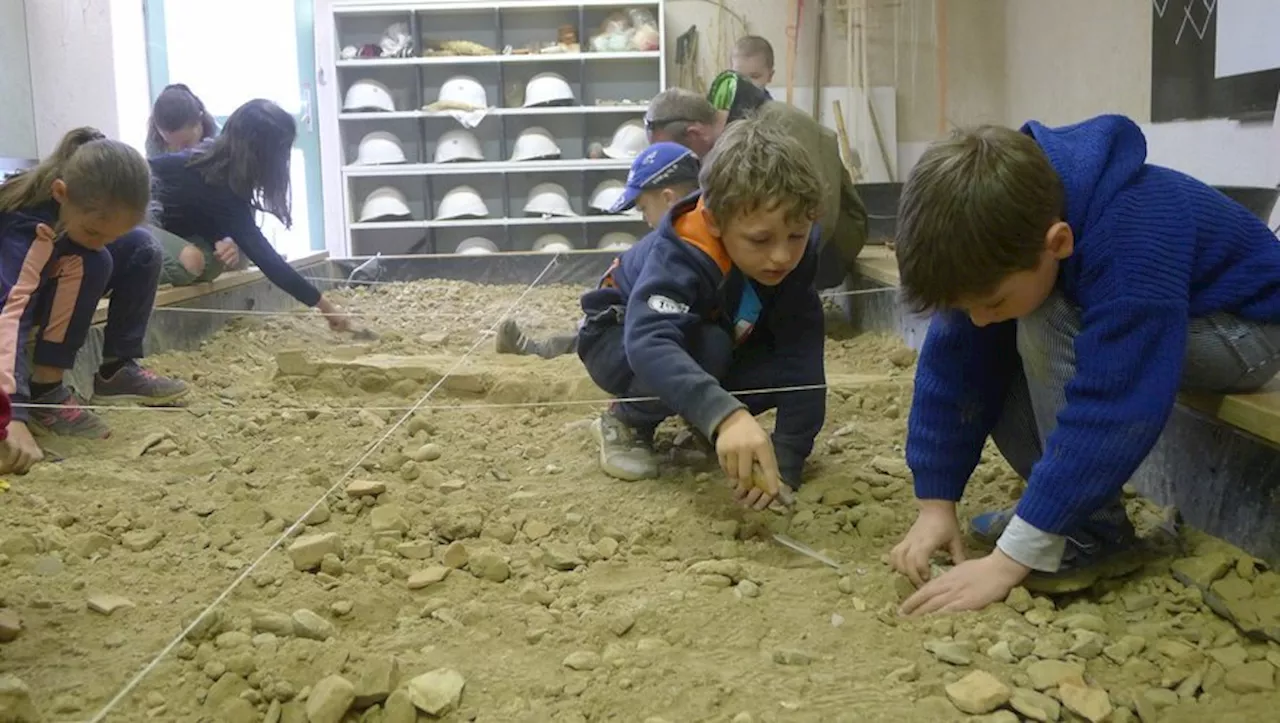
xmin=178 ymin=244 xmax=206 ymax=277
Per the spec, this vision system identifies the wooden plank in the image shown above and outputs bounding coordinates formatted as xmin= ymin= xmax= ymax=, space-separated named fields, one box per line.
xmin=92 ymin=251 xmax=330 ymax=324
xmin=1180 ymin=381 xmax=1280 ymax=447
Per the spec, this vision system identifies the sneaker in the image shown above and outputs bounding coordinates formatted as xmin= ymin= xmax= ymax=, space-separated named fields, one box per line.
xmin=93 ymin=361 xmax=189 ymax=406
xmin=591 ymin=409 xmax=659 ymax=481
xmin=27 ymin=386 xmax=110 ymax=439
xmin=495 ymin=320 xmax=530 ymax=356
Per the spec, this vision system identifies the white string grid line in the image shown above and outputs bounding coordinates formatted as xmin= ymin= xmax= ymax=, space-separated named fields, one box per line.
xmin=84 ymin=254 xmax=563 ymax=723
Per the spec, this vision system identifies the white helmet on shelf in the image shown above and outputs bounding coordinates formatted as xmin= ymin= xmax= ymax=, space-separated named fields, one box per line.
xmin=456 ymin=237 xmax=498 ymax=255
xmin=588 ymin=180 xmax=630 ymax=213
xmin=510 ymin=126 xmax=561 ymax=162
xmin=343 ymin=79 xmax=396 ymax=112
xmin=436 ymin=185 xmax=489 ymax=220
xmin=523 ymin=72 xmax=575 ymax=107
xmin=434 ymin=129 xmax=484 ymax=163
xmin=354 ymin=131 xmax=407 ymax=165
xmin=597 ymin=231 xmax=638 ymax=251
xmin=437 ymin=75 xmax=488 ymax=109
xmin=603 ymin=120 xmax=647 ymax=159
xmin=523 ymin=182 xmax=576 ymax=217
xmin=358 ymin=186 xmax=412 ymax=222
xmin=533 ymin=233 xmax=574 ymax=253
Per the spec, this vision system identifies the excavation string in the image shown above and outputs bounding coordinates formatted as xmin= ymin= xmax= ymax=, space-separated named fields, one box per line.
xmin=85 ymin=254 xmax=564 ymax=723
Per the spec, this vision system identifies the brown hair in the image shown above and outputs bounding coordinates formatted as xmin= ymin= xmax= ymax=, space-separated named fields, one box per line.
xmin=146 ymin=84 xmax=218 ymax=157
xmin=698 ymin=114 xmax=824 ymax=227
xmin=733 ymin=35 xmax=775 ymax=69
xmin=645 ymin=88 xmax=717 ymax=146
xmin=896 ymin=125 xmax=1063 ymax=313
xmin=0 ymin=127 xmax=151 ymax=221
xmin=189 ymin=99 xmax=296 ymax=226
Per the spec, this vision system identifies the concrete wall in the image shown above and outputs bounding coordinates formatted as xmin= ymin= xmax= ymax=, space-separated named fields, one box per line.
xmin=0 ymin=0 xmax=37 ymax=159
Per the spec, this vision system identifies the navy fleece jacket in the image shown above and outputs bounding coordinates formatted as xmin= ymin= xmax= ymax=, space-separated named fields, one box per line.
xmin=149 ymin=151 xmax=322 ymax=306
xmin=581 ymin=192 xmax=827 ymax=483
xmin=907 ymin=114 xmax=1280 ymax=535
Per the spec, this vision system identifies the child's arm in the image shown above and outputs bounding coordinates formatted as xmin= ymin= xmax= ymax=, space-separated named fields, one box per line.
xmin=217 ymin=199 xmax=323 ymax=308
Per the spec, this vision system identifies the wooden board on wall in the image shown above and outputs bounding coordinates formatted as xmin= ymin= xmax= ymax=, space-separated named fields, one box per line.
xmin=1151 ymin=0 xmax=1280 ymax=122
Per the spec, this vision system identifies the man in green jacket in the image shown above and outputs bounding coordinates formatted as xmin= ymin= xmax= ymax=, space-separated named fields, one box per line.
xmin=643 ymin=72 xmax=869 ymax=278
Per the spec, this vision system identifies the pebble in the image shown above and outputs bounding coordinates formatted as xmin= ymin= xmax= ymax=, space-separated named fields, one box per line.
xmin=885 ymin=663 xmax=919 ymax=683
xmin=543 ymin=544 xmax=583 ymax=571
xmin=306 ymin=675 xmax=355 ymax=723
xmin=442 ymin=541 xmax=470 ymax=569
xmin=1209 ymin=643 xmax=1250 ymax=669
xmin=370 ymin=506 xmax=409 ymax=534
xmin=396 ymin=541 xmax=434 ymax=560
xmin=291 ymin=609 xmax=335 ymax=641
xmin=1055 ymin=613 xmax=1107 ymax=633
xmin=354 ymin=656 xmax=399 ymax=707
xmin=985 ymin=640 xmax=1017 ymax=664
xmin=407 ymin=669 xmax=466 ymax=717
xmin=251 ymin=610 xmax=294 ymax=636
xmin=1122 ymin=593 xmax=1158 ymax=613
xmin=1024 ymin=608 xmax=1055 ymax=626
xmin=1223 ymin=660 xmax=1276 ymax=693
xmin=837 ymin=576 xmax=856 ymax=594
xmin=1025 ymin=660 xmax=1084 ymax=691
xmin=121 ymin=529 xmax=163 ymax=552
xmin=86 ymin=593 xmax=135 ymax=616
xmin=468 ymin=551 xmax=510 ymax=583
xmin=564 ymin=651 xmax=602 ymax=670
xmin=772 ymin=648 xmax=814 ymax=666
xmin=523 ymin=520 xmax=552 ymax=541
xmin=1103 ymin=635 xmax=1146 ymax=664
xmin=924 ymin=639 xmax=974 ymax=666
xmin=1068 ymin=630 xmax=1106 ymax=659
xmin=595 ymin=537 xmax=620 ymax=558
xmin=734 ymin=580 xmax=760 ymax=599
xmin=944 ymin=670 xmax=1010 ymax=715
xmin=1142 ymin=687 xmax=1179 ymax=709
xmin=407 ymin=566 xmax=450 ymax=590
xmin=1009 ymin=687 xmax=1060 ymax=722
xmin=383 ymin=689 xmax=416 ymax=723
xmin=1058 ymin=683 xmax=1112 ymax=723
xmin=345 ymin=479 xmax=386 ymax=498
xmin=286 ymin=532 xmax=342 ymax=572
xmin=0 ymin=609 xmax=20 ymax=643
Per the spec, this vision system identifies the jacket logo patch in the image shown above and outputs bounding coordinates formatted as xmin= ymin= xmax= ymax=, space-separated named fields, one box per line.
xmin=647 ymin=294 xmax=690 ymax=315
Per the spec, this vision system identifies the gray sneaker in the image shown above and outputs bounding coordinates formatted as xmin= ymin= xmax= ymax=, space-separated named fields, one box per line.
xmin=591 ymin=410 xmax=659 ymax=481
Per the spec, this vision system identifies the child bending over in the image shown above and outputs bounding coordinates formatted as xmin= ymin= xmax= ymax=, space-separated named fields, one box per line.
xmin=149 ymin=100 xmax=351 ymax=330
xmin=496 ymin=141 xmax=700 ymax=359
xmin=890 ymin=116 xmax=1280 ymax=615
xmin=577 ymin=117 xmax=827 ymax=510
xmin=145 ymin=83 xmax=218 ymax=157
xmin=0 ymin=127 xmax=188 ymax=454
xmin=731 ymin=36 xmax=775 ymax=98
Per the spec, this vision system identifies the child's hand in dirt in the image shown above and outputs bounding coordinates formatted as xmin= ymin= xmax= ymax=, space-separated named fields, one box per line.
xmin=0 ymin=422 xmax=44 ymax=474
xmin=890 ymin=499 xmax=967 ymax=587
xmin=316 ymin=297 xmax=354 ymax=333
xmin=715 ymin=409 xmax=780 ymax=510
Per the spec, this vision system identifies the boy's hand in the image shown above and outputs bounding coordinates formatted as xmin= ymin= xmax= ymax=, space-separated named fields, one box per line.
xmin=899 ymin=549 xmax=1030 ymax=616
xmin=890 ymin=499 xmax=967 ymax=587
xmin=715 ymin=409 xmax=780 ymax=510
xmin=1 ymin=422 xmax=44 ymax=474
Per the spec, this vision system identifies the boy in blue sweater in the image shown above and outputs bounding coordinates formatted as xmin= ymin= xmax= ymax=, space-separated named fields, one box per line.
xmin=577 ymin=117 xmax=827 ymax=510
xmin=890 ymin=115 xmax=1280 ymax=615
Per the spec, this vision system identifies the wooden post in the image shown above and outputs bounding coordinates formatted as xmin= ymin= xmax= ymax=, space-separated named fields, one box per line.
xmin=936 ymin=0 xmax=948 ymax=136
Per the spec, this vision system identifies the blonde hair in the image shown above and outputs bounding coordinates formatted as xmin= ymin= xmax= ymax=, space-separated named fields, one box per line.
xmin=698 ymin=114 xmax=824 ymax=227
xmin=733 ymin=35 xmax=775 ymax=69
xmin=0 ymin=127 xmax=152 ymax=220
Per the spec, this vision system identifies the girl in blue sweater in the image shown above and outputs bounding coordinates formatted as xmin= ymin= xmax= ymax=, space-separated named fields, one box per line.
xmin=889 ymin=115 xmax=1280 ymax=615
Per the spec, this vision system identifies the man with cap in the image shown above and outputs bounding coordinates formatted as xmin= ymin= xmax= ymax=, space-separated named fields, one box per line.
xmin=643 ymin=71 xmax=869 ymax=282
xmin=495 ymin=143 xmax=702 ymax=359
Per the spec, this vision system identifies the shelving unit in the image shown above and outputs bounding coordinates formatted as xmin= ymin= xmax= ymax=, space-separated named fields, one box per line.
xmin=319 ymin=0 xmax=665 ymax=257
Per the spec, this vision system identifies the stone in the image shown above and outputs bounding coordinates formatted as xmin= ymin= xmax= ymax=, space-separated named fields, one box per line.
xmin=1005 ymin=586 xmax=1034 ymax=613
xmin=771 ymin=649 xmax=814 ymax=666
xmin=86 ymin=593 xmax=135 ymax=615
xmin=291 ymin=609 xmax=335 ymax=641
xmin=408 ymin=669 xmax=466 ymax=716
xmin=986 ymin=640 xmax=1017 ymax=664
xmin=306 ymin=675 xmax=355 ymax=723
xmin=217 ymin=698 xmax=257 ymax=723
xmin=869 ymin=456 xmax=911 ymax=479
xmin=1122 ymin=593 xmax=1158 ymax=613
xmin=412 ymin=443 xmax=442 ymax=462
xmin=251 ymin=610 xmax=294 ymax=636
xmin=1170 ymin=553 xmax=1233 ymax=589
xmin=1068 ymin=630 xmax=1106 ymax=659
xmin=735 ymin=580 xmax=761 ymax=599
xmin=382 ymin=689 xmax=415 ymax=723
xmin=370 ymin=506 xmax=409 ymax=534
xmin=121 ymin=529 xmax=163 ymax=552
xmin=345 ymin=480 xmax=386 ymax=498
xmin=563 ymin=651 xmax=602 ymax=670
xmin=542 ymin=544 xmax=583 ymax=571
xmin=1223 ymin=660 xmax=1275 ymax=693
xmin=1208 ymin=643 xmax=1249 ymax=669
xmin=354 ymin=656 xmax=399 ymax=707
xmin=1104 ymin=635 xmax=1146 ymax=664
xmin=1009 ymin=687 xmax=1060 ymax=722
xmin=924 ymin=639 xmax=974 ymax=666
xmin=395 ymin=541 xmax=433 ymax=560
xmin=1055 ymin=613 xmax=1107 ymax=633
xmin=1142 ymin=687 xmax=1179 ymax=709
xmin=468 ymin=551 xmax=510 ymax=583
xmin=0 ymin=675 xmax=40 ymax=722
xmin=944 ymin=670 xmax=1011 ymax=715
xmin=0 ymin=609 xmax=20 ymax=643
xmin=1025 ymin=660 xmax=1084 ymax=691
xmin=1058 ymin=683 xmax=1112 ymax=723
xmin=442 ymin=541 xmax=470 ymax=569
xmin=821 ymin=487 xmax=861 ymax=507
xmin=407 ymin=566 xmax=450 ymax=590
xmin=523 ymin=520 xmax=552 ymax=541
xmin=286 ymin=533 xmax=341 ymax=572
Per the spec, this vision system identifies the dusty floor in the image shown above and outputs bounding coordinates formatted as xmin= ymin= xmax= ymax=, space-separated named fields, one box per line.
xmin=0 ymin=279 xmax=1278 ymax=723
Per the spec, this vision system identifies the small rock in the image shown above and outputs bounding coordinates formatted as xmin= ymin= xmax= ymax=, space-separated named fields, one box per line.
xmin=442 ymin=541 xmax=470 ymax=569
xmin=986 ymin=640 xmax=1017 ymax=664
xmin=345 ymin=480 xmax=386 ymax=498
xmin=86 ymin=593 xmax=135 ymax=616
xmin=1142 ymin=687 xmax=1179 ymax=709
xmin=0 ymin=675 xmax=39 ymax=722
xmin=0 ymin=609 xmax=21 ymax=643
xmin=121 ymin=529 xmax=163 ymax=552
xmin=291 ymin=609 xmax=335 ymax=641
xmin=607 ymin=612 xmax=636 ymax=636
xmin=1103 ymin=635 xmax=1146 ymax=664
xmin=1122 ymin=593 xmax=1157 ymax=612
xmin=735 ymin=580 xmax=760 ymax=599
xmin=407 ymin=566 xmax=450 ymax=590
xmin=944 ymin=670 xmax=1011 ymax=715
xmin=250 ymin=610 xmax=294 ymax=636
xmin=563 ymin=651 xmax=602 ymax=670
xmin=1208 ymin=643 xmax=1249 ymax=669
xmin=306 ymin=675 xmax=355 ymax=723
xmin=1005 ymin=586 xmax=1034 ymax=613
xmin=1058 ymin=683 xmax=1112 ymax=723
xmin=286 ymin=532 xmax=342 ymax=572
xmin=1055 ymin=613 xmax=1107 ymax=633
xmin=468 ymin=551 xmax=510 ymax=583
xmin=1068 ymin=630 xmax=1105 ymax=659
xmin=1025 ymin=660 xmax=1084 ymax=691
xmin=370 ymin=506 xmax=409 ymax=534
xmin=383 ymin=689 xmax=415 ymax=723
xmin=412 ymin=443 xmax=443 ymax=462
xmin=924 ymin=639 xmax=974 ymax=666
xmin=407 ymin=669 xmax=466 ymax=717
xmin=1009 ymin=687 xmax=1060 ymax=722
xmin=885 ymin=663 xmax=919 ymax=683
xmin=869 ymin=456 xmax=911 ymax=479
xmin=1223 ymin=660 xmax=1275 ymax=693
xmin=395 ymin=541 xmax=434 ymax=560
xmin=1169 ymin=553 xmax=1233 ymax=589
xmin=523 ymin=520 xmax=552 ymax=541
xmin=542 ymin=544 xmax=583 ymax=571
xmin=772 ymin=648 xmax=814 ymax=666
xmin=354 ymin=656 xmax=399 ymax=707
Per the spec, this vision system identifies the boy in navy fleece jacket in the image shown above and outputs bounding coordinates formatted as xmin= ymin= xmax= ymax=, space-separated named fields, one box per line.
xmin=577 ymin=116 xmax=827 ymax=510
xmin=889 ymin=116 xmax=1280 ymax=615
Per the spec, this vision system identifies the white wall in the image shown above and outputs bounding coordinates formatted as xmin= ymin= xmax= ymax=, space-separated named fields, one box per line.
xmin=0 ymin=0 xmax=37 ymax=158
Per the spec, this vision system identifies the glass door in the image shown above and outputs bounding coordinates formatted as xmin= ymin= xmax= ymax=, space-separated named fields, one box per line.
xmin=143 ymin=0 xmax=323 ymax=258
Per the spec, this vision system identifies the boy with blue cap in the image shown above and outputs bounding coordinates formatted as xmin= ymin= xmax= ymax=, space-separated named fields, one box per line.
xmin=495 ymin=142 xmax=700 ymax=358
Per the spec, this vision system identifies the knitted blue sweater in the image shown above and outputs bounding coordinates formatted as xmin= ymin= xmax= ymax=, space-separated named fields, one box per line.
xmin=908 ymin=115 xmax=1280 ymax=534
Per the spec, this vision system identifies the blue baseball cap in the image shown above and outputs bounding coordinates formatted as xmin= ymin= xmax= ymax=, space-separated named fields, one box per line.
xmin=609 ymin=142 xmax=701 ymax=214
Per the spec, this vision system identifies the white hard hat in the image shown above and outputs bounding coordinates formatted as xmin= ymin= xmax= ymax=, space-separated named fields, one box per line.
xmin=603 ymin=120 xmax=648 ymax=159
xmin=437 ymin=75 xmax=488 ymax=110
xmin=588 ymin=180 xmax=629 ymax=213
xmin=523 ymin=182 xmax=576 ymax=217
xmin=434 ymin=129 xmax=484 ymax=163
xmin=533 ymin=233 xmax=574 ymax=253
xmin=358 ymin=186 xmax=411 ymax=222
xmin=597 ymin=231 xmax=638 ymax=251
xmin=354 ymin=131 xmax=407 ymax=165
xmin=456 ymin=237 xmax=498 ymax=255
xmin=523 ymin=72 xmax=575 ymax=108
xmin=436 ymin=185 xmax=489 ymax=220
xmin=344 ymin=79 xmax=396 ymax=112
xmin=509 ymin=127 xmax=561 ymax=162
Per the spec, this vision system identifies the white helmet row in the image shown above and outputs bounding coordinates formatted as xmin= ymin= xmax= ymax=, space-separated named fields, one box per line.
xmin=358 ymin=187 xmax=412 ymax=222
xmin=344 ymin=79 xmax=396 ymax=112
xmin=588 ymin=180 xmax=641 ymax=215
xmin=533 ymin=233 xmax=574 ymax=253
xmin=523 ymin=182 xmax=576 ymax=217
xmin=437 ymin=75 xmax=488 ymax=110
xmin=354 ymin=131 xmax=406 ymax=166
xmin=435 ymin=129 xmax=484 ymax=163
xmin=437 ymin=185 xmax=489 ymax=220
xmin=456 ymin=237 xmax=498 ymax=255
xmin=510 ymin=126 xmax=561 ymax=162
xmin=597 ymin=231 xmax=637 ymax=251
xmin=523 ymin=73 xmax=575 ymax=108
xmin=603 ymin=120 xmax=647 ymax=159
